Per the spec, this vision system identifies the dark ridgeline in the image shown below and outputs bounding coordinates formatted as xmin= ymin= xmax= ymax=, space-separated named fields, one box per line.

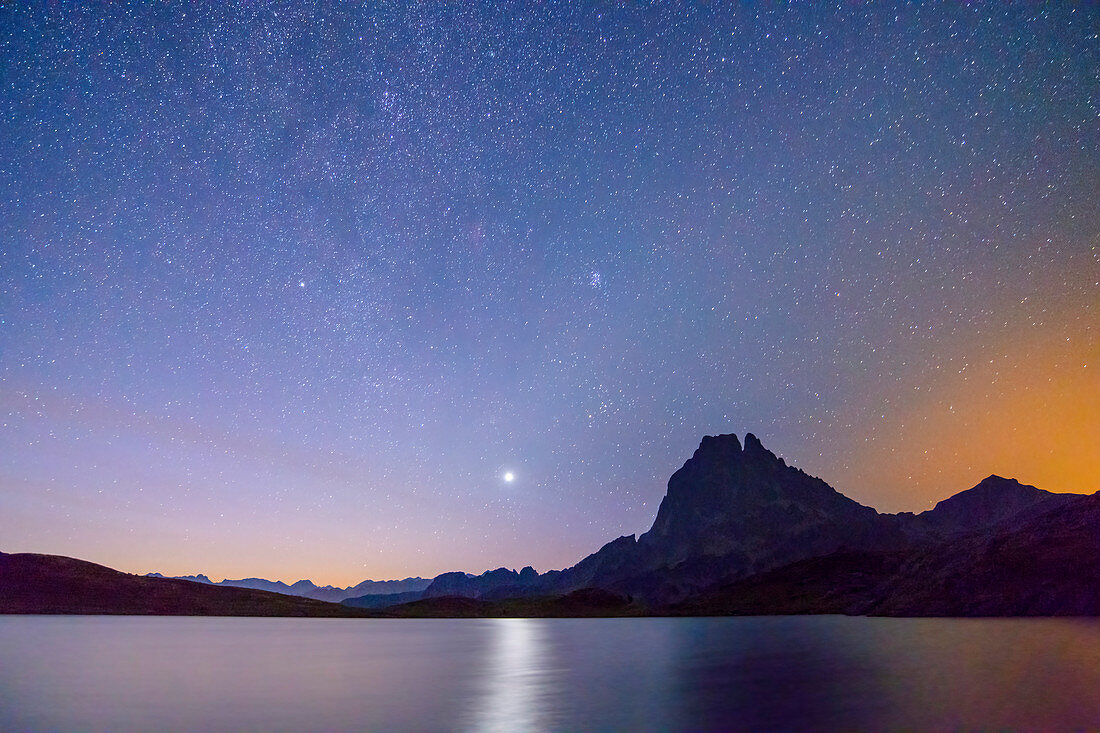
xmin=0 ymin=553 xmax=371 ymax=616
xmin=345 ymin=433 xmax=1098 ymax=616
xmin=675 ymin=488 xmax=1100 ymax=617
xmin=3 ymin=433 xmax=1096 ymax=617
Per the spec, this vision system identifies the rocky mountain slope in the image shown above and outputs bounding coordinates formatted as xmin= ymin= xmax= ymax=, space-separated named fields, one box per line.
xmin=371 ymin=433 xmax=1093 ymax=612
xmin=674 ymin=491 xmax=1100 ymax=616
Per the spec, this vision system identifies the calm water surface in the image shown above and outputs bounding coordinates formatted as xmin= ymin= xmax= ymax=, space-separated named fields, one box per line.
xmin=2 ymin=615 xmax=1099 ymax=732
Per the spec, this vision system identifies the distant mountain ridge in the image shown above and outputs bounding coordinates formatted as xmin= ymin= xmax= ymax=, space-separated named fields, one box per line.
xmin=144 ymin=572 xmax=431 ymax=603
xmin=0 ymin=553 xmax=370 ymax=616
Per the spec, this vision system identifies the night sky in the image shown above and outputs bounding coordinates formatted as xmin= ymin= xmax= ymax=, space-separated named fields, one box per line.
xmin=2 ymin=3 xmax=1096 ymax=585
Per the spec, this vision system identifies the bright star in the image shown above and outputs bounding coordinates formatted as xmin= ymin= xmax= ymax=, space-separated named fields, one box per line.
xmin=503 ymin=471 xmax=515 ymax=483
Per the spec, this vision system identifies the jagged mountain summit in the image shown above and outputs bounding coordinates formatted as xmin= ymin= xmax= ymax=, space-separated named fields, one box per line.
xmin=544 ymin=433 xmax=898 ymax=601
xmin=417 ymin=432 xmax=903 ymax=603
xmin=373 ymin=432 xmax=1092 ymax=609
xmin=644 ymin=433 xmax=878 ymax=559
xmin=421 ymin=566 xmax=540 ymax=599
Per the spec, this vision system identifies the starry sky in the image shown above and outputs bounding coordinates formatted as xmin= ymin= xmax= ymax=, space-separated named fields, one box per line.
xmin=2 ymin=3 xmax=1097 ymax=586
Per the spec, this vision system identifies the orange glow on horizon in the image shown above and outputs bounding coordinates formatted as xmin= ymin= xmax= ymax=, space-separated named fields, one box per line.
xmin=823 ymin=317 xmax=1099 ymax=514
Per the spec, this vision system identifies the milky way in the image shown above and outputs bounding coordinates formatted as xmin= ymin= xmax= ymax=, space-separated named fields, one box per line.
xmin=2 ymin=3 xmax=1096 ymax=584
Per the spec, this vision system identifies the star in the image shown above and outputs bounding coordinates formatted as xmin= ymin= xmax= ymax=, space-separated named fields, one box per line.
xmin=1 ymin=1 xmax=1093 ymax=585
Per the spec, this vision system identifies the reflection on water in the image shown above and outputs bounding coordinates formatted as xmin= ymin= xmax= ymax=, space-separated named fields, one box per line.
xmin=2 ymin=615 xmax=1099 ymax=732
xmin=466 ymin=618 xmax=557 ymax=732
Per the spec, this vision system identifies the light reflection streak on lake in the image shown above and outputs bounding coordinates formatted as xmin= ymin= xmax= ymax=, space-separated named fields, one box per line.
xmin=465 ymin=618 xmax=559 ymax=732
xmin=1 ymin=615 xmax=1099 ymax=731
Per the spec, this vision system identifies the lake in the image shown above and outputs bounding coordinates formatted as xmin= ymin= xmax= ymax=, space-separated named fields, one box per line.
xmin=2 ymin=615 xmax=1099 ymax=731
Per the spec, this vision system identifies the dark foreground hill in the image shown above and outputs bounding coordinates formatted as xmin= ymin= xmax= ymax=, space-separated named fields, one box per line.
xmin=371 ymin=588 xmax=644 ymax=618
xmin=0 ymin=552 xmax=371 ymax=617
xmin=0 ymin=550 xmax=642 ymax=618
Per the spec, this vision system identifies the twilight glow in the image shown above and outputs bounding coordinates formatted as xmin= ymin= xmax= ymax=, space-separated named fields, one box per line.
xmin=1 ymin=3 xmax=1096 ymax=586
